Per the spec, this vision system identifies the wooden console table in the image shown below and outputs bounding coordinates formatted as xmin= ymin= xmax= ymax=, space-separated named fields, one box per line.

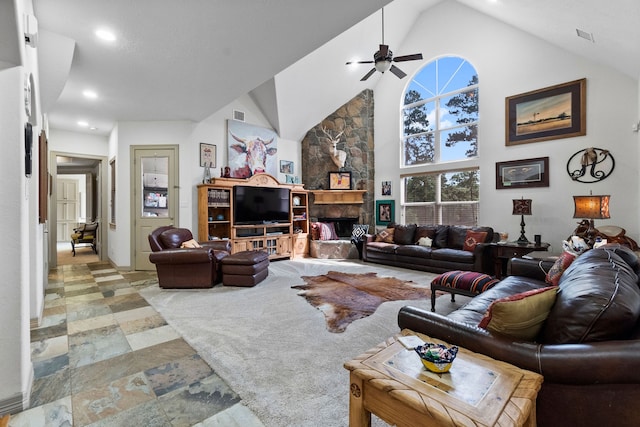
xmin=344 ymin=329 xmax=542 ymax=427
xmin=491 ymin=241 xmax=550 ymax=279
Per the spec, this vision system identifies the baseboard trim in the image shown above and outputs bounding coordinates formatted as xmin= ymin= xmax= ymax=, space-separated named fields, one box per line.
xmin=0 ymin=392 xmax=25 ymax=416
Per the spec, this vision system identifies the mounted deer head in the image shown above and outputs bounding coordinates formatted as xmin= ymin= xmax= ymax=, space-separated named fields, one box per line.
xmin=321 ymin=126 xmax=347 ymax=169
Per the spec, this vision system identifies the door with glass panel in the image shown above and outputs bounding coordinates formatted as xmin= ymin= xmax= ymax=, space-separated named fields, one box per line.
xmin=133 ymin=146 xmax=178 ymax=270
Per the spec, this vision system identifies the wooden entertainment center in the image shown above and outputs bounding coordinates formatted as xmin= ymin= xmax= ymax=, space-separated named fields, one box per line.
xmin=197 ymin=174 xmax=309 ymax=259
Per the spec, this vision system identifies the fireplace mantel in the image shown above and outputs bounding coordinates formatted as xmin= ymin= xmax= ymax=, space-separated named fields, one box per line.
xmin=311 ymin=190 xmax=366 ymax=205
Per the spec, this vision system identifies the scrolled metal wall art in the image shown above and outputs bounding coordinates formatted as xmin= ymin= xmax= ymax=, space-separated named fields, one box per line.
xmin=566 ymin=147 xmax=615 ymax=183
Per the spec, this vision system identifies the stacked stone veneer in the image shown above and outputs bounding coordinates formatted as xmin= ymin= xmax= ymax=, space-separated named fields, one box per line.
xmin=301 ymin=89 xmax=375 ymax=229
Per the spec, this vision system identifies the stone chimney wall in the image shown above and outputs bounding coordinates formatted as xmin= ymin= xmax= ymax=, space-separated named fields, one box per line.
xmin=301 ymin=89 xmax=375 ymax=229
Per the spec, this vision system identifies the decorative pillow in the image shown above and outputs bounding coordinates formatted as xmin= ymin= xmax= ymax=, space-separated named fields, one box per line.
xmin=414 ymin=225 xmax=437 ymax=243
xmin=545 ymin=251 xmax=577 ymax=286
xmin=431 ymin=270 xmax=499 ymax=294
xmin=180 ymin=239 xmax=202 ymax=248
xmin=463 ymin=230 xmax=488 ymax=252
xmin=375 ymin=228 xmax=395 ymax=243
xmin=393 ymin=224 xmax=417 ymax=245
xmin=351 ymin=224 xmax=369 ymax=242
xmin=417 ymin=237 xmax=432 ymax=247
xmin=478 ymin=286 xmax=558 ymax=340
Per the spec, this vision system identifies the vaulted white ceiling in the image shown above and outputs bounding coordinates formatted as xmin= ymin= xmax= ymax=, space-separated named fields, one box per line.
xmin=32 ymin=0 xmax=640 ymax=142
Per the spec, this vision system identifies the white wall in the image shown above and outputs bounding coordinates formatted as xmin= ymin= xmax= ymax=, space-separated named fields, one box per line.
xmin=374 ymin=1 xmax=639 ymax=252
xmin=191 ymin=93 xmax=301 ymax=228
xmin=49 ymin=128 xmax=109 ymax=156
xmin=0 ymin=0 xmax=40 ymax=411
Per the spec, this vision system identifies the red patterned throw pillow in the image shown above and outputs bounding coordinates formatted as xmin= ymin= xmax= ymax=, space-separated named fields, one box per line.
xmin=478 ymin=286 xmax=558 ymax=340
xmin=545 ymin=251 xmax=577 ymax=286
xmin=463 ymin=230 xmax=488 ymax=252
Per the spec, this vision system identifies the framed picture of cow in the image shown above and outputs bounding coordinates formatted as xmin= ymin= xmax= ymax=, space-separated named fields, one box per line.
xmin=227 ymin=120 xmax=278 ymax=178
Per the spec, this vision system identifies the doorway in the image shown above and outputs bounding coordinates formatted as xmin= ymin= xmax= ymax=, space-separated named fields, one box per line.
xmin=131 ymin=146 xmax=179 ymax=270
xmin=50 ymin=152 xmax=107 ymax=268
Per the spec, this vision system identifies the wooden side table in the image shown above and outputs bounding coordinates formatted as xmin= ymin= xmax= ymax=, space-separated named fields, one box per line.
xmin=492 ymin=242 xmax=550 ymax=279
xmin=344 ymin=329 xmax=543 ymax=427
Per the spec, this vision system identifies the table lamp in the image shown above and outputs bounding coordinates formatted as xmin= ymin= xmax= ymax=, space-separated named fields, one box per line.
xmin=512 ymin=198 xmax=532 ymax=245
xmin=573 ymin=193 xmax=610 ymax=247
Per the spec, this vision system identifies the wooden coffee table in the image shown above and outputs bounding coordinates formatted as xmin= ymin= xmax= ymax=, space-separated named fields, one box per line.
xmin=344 ymin=329 xmax=543 ymax=427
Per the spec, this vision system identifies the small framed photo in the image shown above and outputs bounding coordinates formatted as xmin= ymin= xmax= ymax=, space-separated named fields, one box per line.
xmin=376 ymin=200 xmax=394 ymax=225
xmin=382 ymin=181 xmax=391 ymax=196
xmin=506 ymin=78 xmax=586 ymax=146
xmin=280 ymin=160 xmax=294 ymax=174
xmin=496 ymin=157 xmax=549 ymax=189
xmin=200 ymin=143 xmax=216 ymax=168
xmin=285 ymin=174 xmax=295 ymax=184
xmin=328 ymin=171 xmax=352 ymax=190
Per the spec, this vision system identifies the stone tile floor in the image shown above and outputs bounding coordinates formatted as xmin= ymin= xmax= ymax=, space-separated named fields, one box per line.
xmin=9 ymin=261 xmax=264 ymax=427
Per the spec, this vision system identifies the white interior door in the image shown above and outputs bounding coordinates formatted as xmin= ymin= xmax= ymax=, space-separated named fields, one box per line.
xmin=133 ymin=147 xmax=178 ymax=270
xmin=56 ymin=179 xmax=79 ymax=242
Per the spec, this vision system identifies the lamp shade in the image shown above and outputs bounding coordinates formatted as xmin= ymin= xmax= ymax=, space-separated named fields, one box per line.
xmin=512 ymin=198 xmax=532 ymax=215
xmin=573 ymin=195 xmax=610 ymax=219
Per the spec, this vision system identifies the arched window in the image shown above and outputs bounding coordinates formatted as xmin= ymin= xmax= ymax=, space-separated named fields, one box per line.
xmin=401 ymin=56 xmax=480 ymax=226
xmin=402 ymin=56 xmax=478 ymax=165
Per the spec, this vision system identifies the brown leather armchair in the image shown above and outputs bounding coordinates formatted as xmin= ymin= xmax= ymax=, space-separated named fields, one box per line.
xmin=148 ymin=226 xmax=231 ymax=289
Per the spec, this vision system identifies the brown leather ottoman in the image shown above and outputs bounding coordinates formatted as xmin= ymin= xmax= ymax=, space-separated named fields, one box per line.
xmin=221 ymin=250 xmax=269 ymax=287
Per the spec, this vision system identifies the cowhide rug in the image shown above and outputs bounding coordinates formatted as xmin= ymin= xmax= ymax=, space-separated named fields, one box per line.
xmin=292 ymin=271 xmax=432 ymax=333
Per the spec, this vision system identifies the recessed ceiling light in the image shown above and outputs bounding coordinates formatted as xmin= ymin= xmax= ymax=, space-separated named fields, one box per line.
xmin=89 ymin=126 xmax=98 ymax=131
xmin=77 ymin=121 xmax=89 ymax=127
xmin=95 ymin=28 xmax=116 ymax=42
xmin=83 ymin=90 xmax=98 ymax=99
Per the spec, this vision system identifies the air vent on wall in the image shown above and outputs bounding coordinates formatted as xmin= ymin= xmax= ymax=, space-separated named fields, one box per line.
xmin=233 ymin=110 xmax=245 ymax=122
xmin=576 ymin=28 xmax=595 ymax=43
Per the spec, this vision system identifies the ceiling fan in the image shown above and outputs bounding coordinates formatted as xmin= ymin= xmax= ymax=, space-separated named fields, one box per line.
xmin=346 ymin=8 xmax=423 ymax=81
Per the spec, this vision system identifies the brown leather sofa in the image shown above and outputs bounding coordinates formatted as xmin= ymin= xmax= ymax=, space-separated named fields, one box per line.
xmin=148 ymin=226 xmax=231 ymax=289
xmin=363 ymin=224 xmax=496 ymax=274
xmin=398 ymin=244 xmax=640 ymax=427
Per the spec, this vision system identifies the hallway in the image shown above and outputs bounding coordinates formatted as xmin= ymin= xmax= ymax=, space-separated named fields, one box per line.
xmin=9 ymin=261 xmax=262 ymax=426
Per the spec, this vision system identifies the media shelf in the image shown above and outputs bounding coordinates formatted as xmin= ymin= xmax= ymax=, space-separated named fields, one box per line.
xmin=197 ymin=175 xmax=309 ymax=259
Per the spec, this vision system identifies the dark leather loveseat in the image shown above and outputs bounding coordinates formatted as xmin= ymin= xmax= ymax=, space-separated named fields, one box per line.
xmin=362 ymin=224 xmax=495 ymax=274
xmin=398 ymin=244 xmax=640 ymax=427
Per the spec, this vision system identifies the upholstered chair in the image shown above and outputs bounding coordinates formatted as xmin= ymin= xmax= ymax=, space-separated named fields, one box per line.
xmin=148 ymin=226 xmax=231 ymax=289
xmin=70 ymin=222 xmax=99 ymax=256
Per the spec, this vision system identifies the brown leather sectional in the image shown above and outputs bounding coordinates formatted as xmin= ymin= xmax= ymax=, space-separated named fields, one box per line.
xmin=398 ymin=244 xmax=640 ymax=427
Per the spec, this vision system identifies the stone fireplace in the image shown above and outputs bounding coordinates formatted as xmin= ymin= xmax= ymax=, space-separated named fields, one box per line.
xmin=301 ymin=89 xmax=375 ymax=231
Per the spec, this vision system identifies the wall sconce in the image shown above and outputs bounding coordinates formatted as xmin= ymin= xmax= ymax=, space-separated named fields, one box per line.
xmin=512 ymin=198 xmax=532 ymax=245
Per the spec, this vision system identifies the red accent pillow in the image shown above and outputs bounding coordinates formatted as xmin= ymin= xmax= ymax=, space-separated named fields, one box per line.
xmin=545 ymin=251 xmax=577 ymax=286
xmin=463 ymin=230 xmax=488 ymax=252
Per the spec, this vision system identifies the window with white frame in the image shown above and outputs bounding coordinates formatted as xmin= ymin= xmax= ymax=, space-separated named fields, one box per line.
xmin=401 ymin=56 xmax=479 ymax=226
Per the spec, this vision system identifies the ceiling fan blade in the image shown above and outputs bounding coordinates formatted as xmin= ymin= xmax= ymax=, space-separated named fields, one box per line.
xmin=389 ymin=65 xmax=407 ymax=79
xmin=360 ymin=68 xmax=377 ymax=81
xmin=378 ymin=44 xmax=389 ymax=58
xmin=346 ymin=60 xmax=374 ymax=65
xmin=393 ymin=53 xmax=423 ymax=62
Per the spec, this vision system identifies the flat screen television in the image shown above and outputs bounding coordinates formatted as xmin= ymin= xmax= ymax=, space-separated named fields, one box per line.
xmin=233 ymin=185 xmax=291 ymax=225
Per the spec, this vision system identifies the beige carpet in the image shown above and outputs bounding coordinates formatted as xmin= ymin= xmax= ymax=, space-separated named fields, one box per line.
xmin=140 ymin=258 xmax=469 ymax=427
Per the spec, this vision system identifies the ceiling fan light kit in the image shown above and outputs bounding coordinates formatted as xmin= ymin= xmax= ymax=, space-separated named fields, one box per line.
xmin=347 ymin=8 xmax=423 ymax=81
